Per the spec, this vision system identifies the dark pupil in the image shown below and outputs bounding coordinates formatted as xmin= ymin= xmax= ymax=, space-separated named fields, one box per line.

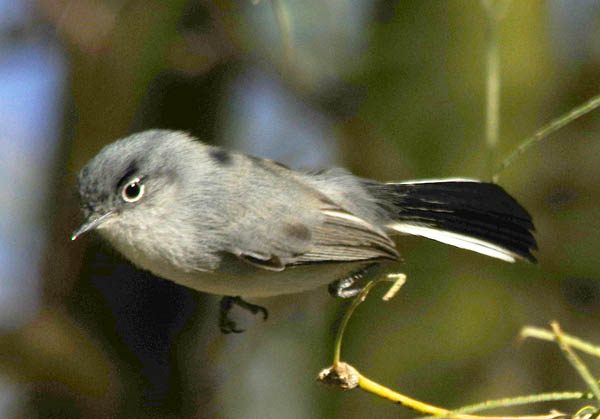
xmin=125 ymin=182 xmax=140 ymax=199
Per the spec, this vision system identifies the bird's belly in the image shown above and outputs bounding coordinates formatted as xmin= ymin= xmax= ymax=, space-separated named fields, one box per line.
xmin=107 ymin=236 xmax=379 ymax=297
xmin=162 ymin=261 xmax=370 ymax=298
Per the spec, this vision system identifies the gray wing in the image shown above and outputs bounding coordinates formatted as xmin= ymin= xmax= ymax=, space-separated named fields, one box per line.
xmin=220 ymin=154 xmax=400 ymax=271
xmin=228 ymin=196 xmax=400 ymax=271
xmin=292 ymin=203 xmax=400 ymax=265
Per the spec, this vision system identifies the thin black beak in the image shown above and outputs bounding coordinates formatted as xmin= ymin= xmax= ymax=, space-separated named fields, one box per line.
xmin=71 ymin=210 xmax=116 ymax=241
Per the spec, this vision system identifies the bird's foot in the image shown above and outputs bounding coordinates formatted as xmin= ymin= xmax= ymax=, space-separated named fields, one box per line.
xmin=219 ymin=296 xmax=269 ymax=334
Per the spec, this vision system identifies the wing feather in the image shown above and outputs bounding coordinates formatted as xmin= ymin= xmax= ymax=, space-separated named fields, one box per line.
xmin=233 ymin=202 xmax=400 ymax=269
xmin=292 ymin=207 xmax=400 ymax=264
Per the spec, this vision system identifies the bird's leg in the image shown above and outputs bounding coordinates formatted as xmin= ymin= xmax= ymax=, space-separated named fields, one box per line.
xmin=328 ymin=276 xmax=363 ymax=298
xmin=328 ymin=264 xmax=380 ymax=299
xmin=219 ymin=296 xmax=269 ymax=334
xmin=231 ymin=297 xmax=269 ymax=320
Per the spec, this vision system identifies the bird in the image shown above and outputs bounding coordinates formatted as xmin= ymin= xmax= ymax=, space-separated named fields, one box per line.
xmin=72 ymin=130 xmax=537 ymax=333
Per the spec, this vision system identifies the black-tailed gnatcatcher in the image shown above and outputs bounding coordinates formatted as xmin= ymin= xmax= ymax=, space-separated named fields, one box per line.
xmin=72 ymin=130 xmax=537 ymax=333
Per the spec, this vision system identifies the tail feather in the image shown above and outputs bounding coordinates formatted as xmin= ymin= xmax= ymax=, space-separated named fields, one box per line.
xmin=365 ymin=180 xmax=537 ymax=263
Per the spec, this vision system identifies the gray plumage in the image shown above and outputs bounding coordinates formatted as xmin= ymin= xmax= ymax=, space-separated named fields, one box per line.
xmin=73 ymin=130 xmax=537 ymax=298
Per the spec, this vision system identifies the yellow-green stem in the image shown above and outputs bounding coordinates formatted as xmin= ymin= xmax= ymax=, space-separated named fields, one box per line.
xmin=357 ymin=370 xmax=560 ymax=419
xmin=332 ymin=281 xmax=378 ymax=365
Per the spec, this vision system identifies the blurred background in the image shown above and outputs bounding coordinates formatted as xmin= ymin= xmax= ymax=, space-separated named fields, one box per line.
xmin=1 ymin=0 xmax=599 ymax=418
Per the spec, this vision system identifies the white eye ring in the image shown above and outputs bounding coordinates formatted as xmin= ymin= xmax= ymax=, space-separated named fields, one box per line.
xmin=121 ymin=178 xmax=145 ymax=203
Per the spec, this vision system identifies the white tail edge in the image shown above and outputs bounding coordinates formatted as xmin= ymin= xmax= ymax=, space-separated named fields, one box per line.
xmin=389 ymin=223 xmax=518 ymax=263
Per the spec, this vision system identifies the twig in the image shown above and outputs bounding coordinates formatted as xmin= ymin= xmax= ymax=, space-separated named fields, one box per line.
xmin=421 ymin=392 xmax=592 ymax=418
xmin=493 ymin=93 xmax=600 ymax=181
xmin=481 ymin=0 xmax=511 ymax=177
xmin=382 ymin=273 xmax=406 ymax=301
xmin=332 ymin=273 xmax=404 ymax=366
xmin=319 ymin=361 xmax=563 ymax=419
xmin=270 ymin=0 xmax=293 ymax=73
xmin=481 ymin=1 xmax=508 ymax=144
xmin=319 ymin=276 xmax=566 ymax=418
xmin=359 ymin=369 xmax=565 ymax=419
xmin=520 ymin=326 xmax=600 ymax=358
xmin=550 ymin=322 xmax=600 ymax=406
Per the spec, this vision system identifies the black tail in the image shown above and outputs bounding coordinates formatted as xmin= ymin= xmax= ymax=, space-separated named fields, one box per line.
xmin=365 ymin=179 xmax=537 ymax=263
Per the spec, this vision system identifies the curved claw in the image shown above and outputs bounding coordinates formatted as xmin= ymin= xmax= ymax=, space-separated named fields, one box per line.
xmin=219 ymin=296 xmax=269 ymax=334
xmin=251 ymin=304 xmax=269 ymax=321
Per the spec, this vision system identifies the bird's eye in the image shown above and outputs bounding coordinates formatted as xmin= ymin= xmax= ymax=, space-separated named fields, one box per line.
xmin=121 ymin=178 xmax=145 ymax=203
